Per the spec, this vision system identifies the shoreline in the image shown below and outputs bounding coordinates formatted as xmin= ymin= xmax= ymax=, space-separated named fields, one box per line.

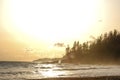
xmin=27 ymin=76 xmax=120 ymax=80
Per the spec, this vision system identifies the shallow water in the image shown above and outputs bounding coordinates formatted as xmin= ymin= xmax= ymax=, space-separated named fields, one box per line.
xmin=0 ymin=62 xmax=120 ymax=80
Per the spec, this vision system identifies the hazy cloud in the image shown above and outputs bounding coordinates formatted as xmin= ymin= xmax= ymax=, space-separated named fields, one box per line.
xmin=54 ymin=43 xmax=65 ymax=47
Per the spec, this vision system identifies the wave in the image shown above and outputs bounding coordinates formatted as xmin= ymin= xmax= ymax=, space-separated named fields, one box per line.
xmin=0 ymin=62 xmax=120 ymax=80
xmin=0 ymin=61 xmax=34 ymax=69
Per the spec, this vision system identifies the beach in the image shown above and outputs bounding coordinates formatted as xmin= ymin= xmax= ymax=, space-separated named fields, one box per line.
xmin=28 ymin=76 xmax=120 ymax=80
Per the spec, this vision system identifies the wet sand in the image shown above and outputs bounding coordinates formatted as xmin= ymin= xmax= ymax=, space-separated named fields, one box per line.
xmin=27 ymin=76 xmax=120 ymax=80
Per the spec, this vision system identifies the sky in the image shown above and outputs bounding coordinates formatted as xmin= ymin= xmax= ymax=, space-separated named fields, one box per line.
xmin=0 ymin=0 xmax=120 ymax=61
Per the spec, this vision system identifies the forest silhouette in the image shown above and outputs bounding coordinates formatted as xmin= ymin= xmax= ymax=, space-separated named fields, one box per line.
xmin=62 ymin=29 xmax=120 ymax=64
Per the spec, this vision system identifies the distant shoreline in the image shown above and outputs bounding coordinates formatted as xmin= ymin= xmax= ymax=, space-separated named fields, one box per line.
xmin=27 ymin=76 xmax=120 ymax=80
xmin=1 ymin=60 xmax=120 ymax=65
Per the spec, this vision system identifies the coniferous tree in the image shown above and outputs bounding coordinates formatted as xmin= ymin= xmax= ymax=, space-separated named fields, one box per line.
xmin=63 ymin=29 xmax=120 ymax=63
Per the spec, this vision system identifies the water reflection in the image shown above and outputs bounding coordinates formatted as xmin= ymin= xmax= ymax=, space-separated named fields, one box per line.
xmin=41 ymin=69 xmax=66 ymax=77
xmin=34 ymin=64 xmax=67 ymax=78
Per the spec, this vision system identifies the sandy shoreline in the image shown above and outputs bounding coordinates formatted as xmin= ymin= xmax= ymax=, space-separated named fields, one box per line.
xmin=27 ymin=76 xmax=120 ymax=80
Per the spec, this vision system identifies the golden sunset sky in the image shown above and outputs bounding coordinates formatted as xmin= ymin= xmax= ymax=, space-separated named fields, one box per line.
xmin=0 ymin=0 xmax=120 ymax=61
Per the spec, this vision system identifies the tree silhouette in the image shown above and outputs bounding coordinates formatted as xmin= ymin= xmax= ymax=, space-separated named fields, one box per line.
xmin=63 ymin=29 xmax=120 ymax=64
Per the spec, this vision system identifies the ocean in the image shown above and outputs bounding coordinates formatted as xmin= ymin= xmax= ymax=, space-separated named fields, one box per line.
xmin=0 ymin=61 xmax=120 ymax=80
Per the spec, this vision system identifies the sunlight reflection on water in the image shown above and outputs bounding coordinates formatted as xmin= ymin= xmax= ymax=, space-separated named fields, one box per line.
xmin=41 ymin=69 xmax=66 ymax=77
xmin=34 ymin=64 xmax=67 ymax=78
xmin=32 ymin=63 xmax=120 ymax=78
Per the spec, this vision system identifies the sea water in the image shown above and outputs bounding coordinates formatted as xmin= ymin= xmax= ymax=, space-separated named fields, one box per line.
xmin=0 ymin=61 xmax=120 ymax=80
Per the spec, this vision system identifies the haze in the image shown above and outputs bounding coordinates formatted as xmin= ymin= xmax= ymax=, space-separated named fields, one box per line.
xmin=0 ymin=0 xmax=120 ymax=61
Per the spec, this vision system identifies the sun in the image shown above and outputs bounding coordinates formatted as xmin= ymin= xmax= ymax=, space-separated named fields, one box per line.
xmin=6 ymin=0 xmax=103 ymax=44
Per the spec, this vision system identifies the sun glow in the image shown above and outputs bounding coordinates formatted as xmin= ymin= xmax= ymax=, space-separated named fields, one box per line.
xmin=4 ymin=0 xmax=103 ymax=44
